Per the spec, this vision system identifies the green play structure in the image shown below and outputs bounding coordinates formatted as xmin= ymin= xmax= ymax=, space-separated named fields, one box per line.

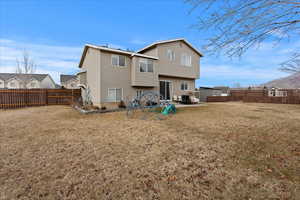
xmin=161 ymin=104 xmax=176 ymax=115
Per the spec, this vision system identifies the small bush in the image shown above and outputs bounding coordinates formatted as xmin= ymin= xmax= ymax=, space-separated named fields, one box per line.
xmin=118 ymin=100 xmax=126 ymax=108
xmin=101 ymin=106 xmax=106 ymax=110
xmin=82 ymin=105 xmax=99 ymax=111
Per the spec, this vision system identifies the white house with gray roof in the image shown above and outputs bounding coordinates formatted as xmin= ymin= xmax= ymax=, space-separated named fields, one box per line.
xmin=0 ymin=73 xmax=56 ymax=89
xmin=60 ymin=74 xmax=79 ymax=89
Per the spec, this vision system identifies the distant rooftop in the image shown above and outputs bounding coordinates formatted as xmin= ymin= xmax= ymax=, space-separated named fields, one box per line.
xmin=60 ymin=74 xmax=77 ymax=83
xmin=0 ymin=73 xmax=49 ymax=82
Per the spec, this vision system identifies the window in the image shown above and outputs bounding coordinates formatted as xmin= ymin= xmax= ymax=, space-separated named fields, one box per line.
xmin=139 ymin=58 xmax=153 ymax=72
xmin=268 ymin=89 xmax=288 ymax=97
xmin=10 ymin=82 xmax=15 ymax=87
xmin=30 ymin=82 xmax=36 ymax=88
xmin=181 ymin=53 xmax=192 ymax=66
xmin=108 ymin=88 xmax=123 ymax=102
xmin=167 ymin=49 xmax=175 ymax=61
xmin=136 ymin=90 xmax=144 ymax=99
xmin=181 ymin=82 xmax=188 ymax=91
xmin=111 ymin=55 xmax=126 ymax=67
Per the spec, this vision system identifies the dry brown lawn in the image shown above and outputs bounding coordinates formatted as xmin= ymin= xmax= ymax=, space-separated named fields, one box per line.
xmin=0 ymin=102 xmax=299 ymax=200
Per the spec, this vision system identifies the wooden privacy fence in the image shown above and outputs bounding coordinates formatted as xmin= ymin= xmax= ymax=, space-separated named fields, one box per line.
xmin=0 ymin=89 xmax=81 ymax=109
xmin=207 ymin=89 xmax=300 ymax=104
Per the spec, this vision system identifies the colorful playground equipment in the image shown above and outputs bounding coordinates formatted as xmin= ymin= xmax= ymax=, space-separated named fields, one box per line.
xmin=161 ymin=104 xmax=176 ymax=115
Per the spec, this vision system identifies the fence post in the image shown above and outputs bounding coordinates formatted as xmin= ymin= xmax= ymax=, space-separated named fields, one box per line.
xmin=45 ymin=90 xmax=48 ymax=106
xmin=72 ymin=89 xmax=74 ymax=105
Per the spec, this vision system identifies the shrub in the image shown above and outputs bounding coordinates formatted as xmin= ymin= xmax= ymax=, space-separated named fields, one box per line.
xmin=118 ymin=100 xmax=126 ymax=108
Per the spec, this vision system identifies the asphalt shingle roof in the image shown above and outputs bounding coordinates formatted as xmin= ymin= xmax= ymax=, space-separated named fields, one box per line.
xmin=60 ymin=75 xmax=77 ymax=83
xmin=0 ymin=73 xmax=48 ymax=82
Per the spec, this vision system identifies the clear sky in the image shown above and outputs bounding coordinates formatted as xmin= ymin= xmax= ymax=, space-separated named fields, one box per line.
xmin=0 ymin=0 xmax=293 ymax=87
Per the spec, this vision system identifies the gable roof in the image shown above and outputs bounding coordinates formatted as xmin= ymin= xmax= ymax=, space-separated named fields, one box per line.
xmin=60 ymin=74 xmax=77 ymax=83
xmin=79 ymin=44 xmax=159 ymax=68
xmin=0 ymin=73 xmax=49 ymax=82
xmin=137 ymin=38 xmax=204 ymax=57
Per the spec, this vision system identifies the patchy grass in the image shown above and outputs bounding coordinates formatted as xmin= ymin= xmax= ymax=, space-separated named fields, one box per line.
xmin=0 ymin=103 xmax=299 ymax=200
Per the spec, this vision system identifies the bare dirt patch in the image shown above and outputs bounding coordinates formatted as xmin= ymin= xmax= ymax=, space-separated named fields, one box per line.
xmin=0 ymin=103 xmax=299 ymax=199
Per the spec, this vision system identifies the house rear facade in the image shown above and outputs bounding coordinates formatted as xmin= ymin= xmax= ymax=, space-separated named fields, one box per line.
xmin=78 ymin=38 xmax=203 ymax=108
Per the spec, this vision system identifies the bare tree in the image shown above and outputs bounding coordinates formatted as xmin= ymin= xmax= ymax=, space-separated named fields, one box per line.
xmin=185 ymin=0 xmax=300 ymax=72
xmin=16 ymin=50 xmax=36 ymax=74
xmin=15 ymin=50 xmax=37 ymax=88
xmin=279 ymin=52 xmax=300 ymax=73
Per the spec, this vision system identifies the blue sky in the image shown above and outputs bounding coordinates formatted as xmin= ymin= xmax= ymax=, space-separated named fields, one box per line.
xmin=0 ymin=0 xmax=294 ymax=87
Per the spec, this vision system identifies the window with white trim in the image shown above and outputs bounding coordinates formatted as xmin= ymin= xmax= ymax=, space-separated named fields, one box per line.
xmin=139 ymin=58 xmax=153 ymax=72
xmin=167 ymin=49 xmax=175 ymax=61
xmin=181 ymin=81 xmax=188 ymax=91
xmin=108 ymin=88 xmax=123 ymax=102
xmin=111 ymin=55 xmax=126 ymax=67
xmin=181 ymin=53 xmax=192 ymax=66
xmin=136 ymin=90 xmax=144 ymax=99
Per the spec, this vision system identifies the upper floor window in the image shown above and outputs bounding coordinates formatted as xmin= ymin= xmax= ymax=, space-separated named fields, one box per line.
xmin=112 ymin=55 xmax=126 ymax=67
xmin=30 ymin=82 xmax=36 ymax=88
xmin=10 ymin=82 xmax=15 ymax=87
xmin=167 ymin=49 xmax=175 ymax=61
xmin=181 ymin=81 xmax=188 ymax=91
xmin=181 ymin=53 xmax=192 ymax=67
xmin=139 ymin=58 xmax=153 ymax=73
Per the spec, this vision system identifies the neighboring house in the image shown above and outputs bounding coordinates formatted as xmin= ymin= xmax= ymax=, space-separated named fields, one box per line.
xmin=78 ymin=38 xmax=203 ymax=108
xmin=55 ymin=83 xmax=62 ymax=89
xmin=214 ymin=86 xmax=230 ymax=95
xmin=60 ymin=75 xmax=79 ymax=89
xmin=197 ymin=87 xmax=223 ymax=102
xmin=0 ymin=73 xmax=56 ymax=89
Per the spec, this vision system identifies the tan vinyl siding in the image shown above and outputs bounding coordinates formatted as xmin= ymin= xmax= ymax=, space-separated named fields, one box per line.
xmin=78 ymin=72 xmax=87 ymax=85
xmin=131 ymin=57 xmax=158 ymax=87
xmin=100 ymin=51 xmax=133 ymax=102
xmin=141 ymin=47 xmax=158 ymax=57
xmin=79 ymin=39 xmax=200 ymax=107
xmin=81 ymin=48 xmax=101 ymax=105
xmin=156 ymin=41 xmax=200 ymax=79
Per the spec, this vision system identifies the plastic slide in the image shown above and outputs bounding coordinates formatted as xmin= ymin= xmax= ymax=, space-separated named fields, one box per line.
xmin=161 ymin=104 xmax=176 ymax=115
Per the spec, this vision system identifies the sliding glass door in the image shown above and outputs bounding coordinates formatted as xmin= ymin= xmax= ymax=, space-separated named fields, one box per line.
xmin=160 ymin=81 xmax=171 ymax=100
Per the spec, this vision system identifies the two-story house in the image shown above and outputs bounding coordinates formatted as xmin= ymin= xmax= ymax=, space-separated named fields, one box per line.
xmin=78 ymin=38 xmax=203 ymax=108
xmin=0 ymin=73 xmax=56 ymax=89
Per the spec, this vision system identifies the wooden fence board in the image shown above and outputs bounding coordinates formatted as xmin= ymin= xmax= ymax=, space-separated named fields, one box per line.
xmin=207 ymin=89 xmax=300 ymax=104
xmin=0 ymin=89 xmax=81 ymax=109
